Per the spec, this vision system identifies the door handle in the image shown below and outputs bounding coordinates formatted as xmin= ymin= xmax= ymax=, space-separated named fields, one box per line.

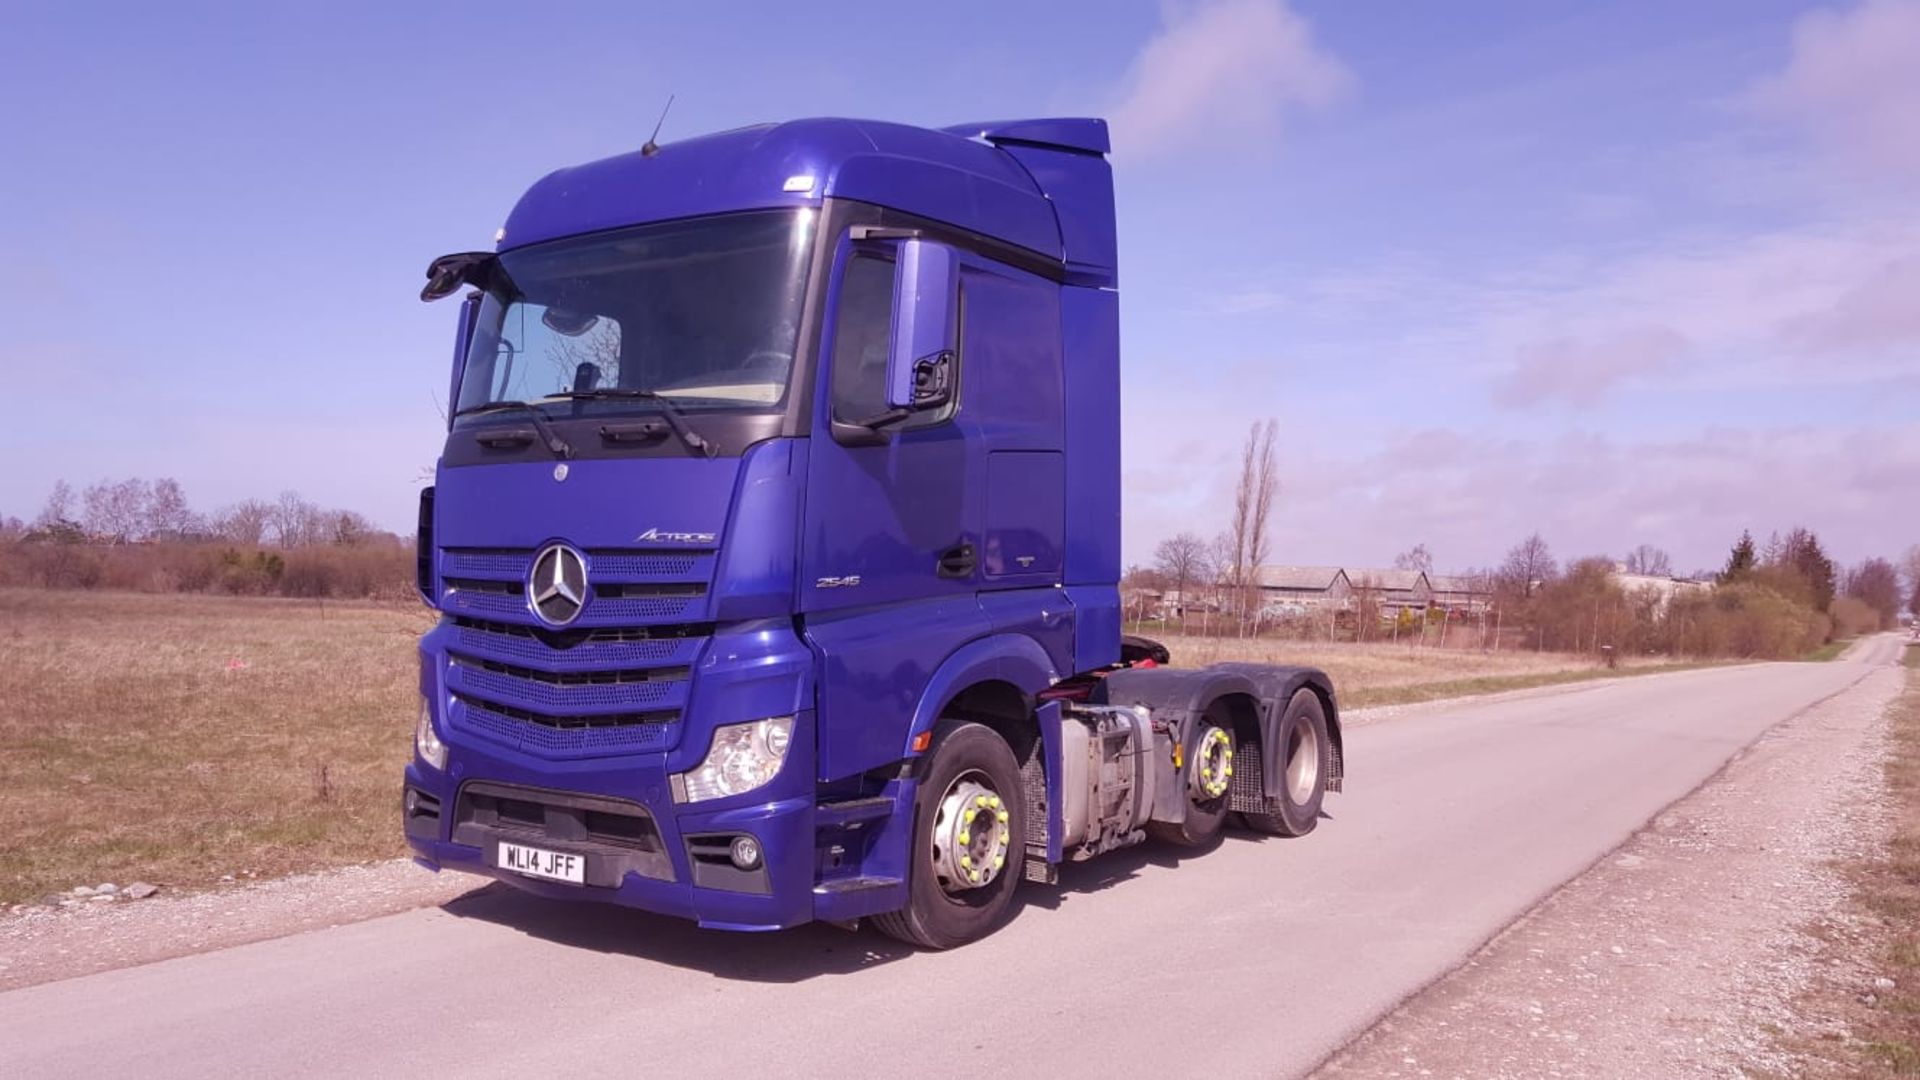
xmin=937 ymin=543 xmax=976 ymax=579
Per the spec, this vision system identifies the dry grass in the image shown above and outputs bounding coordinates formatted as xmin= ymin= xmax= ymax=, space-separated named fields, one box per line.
xmin=1157 ymin=634 xmax=1709 ymax=708
xmin=0 ymin=591 xmax=1729 ymax=906
xmin=1772 ymin=644 xmax=1920 ymax=1078
xmin=0 ymin=589 xmax=428 ymax=905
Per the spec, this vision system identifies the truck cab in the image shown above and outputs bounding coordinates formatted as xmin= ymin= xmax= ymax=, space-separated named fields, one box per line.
xmin=403 ymin=117 xmax=1342 ymax=948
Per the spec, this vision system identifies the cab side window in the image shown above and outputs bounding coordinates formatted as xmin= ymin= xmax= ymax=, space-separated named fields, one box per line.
xmin=828 ymin=253 xmax=896 ymax=424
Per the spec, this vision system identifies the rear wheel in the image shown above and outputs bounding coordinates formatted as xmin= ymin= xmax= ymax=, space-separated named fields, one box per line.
xmin=1243 ymin=689 xmax=1330 ymax=837
xmin=1148 ymin=701 xmax=1235 ymax=847
xmin=872 ymin=721 xmax=1025 ymax=949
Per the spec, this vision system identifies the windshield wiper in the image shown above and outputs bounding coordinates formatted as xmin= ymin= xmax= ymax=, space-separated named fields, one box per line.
xmin=454 ymin=401 xmax=573 ymax=459
xmin=546 ymin=390 xmax=717 ymax=458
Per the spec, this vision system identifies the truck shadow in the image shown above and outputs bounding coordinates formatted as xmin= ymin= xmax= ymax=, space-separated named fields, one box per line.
xmin=441 ymin=883 xmax=920 ymax=982
xmin=1019 ymin=820 xmax=1327 ymax=911
xmin=440 ymin=816 xmax=1331 ymax=980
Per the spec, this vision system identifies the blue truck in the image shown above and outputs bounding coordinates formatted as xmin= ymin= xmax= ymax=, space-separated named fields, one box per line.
xmin=403 ymin=116 xmax=1343 ymax=948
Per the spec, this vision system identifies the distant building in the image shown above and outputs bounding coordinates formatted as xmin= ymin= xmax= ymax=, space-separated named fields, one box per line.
xmin=1255 ymin=565 xmax=1352 ymax=615
xmin=1428 ymin=573 xmax=1493 ymax=614
xmin=1610 ymin=565 xmax=1713 ymax=613
xmin=1348 ymin=569 xmax=1432 ymax=614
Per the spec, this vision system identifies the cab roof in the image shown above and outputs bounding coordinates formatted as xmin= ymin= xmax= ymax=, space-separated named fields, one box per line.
xmin=498 ymin=117 xmax=1116 ymax=285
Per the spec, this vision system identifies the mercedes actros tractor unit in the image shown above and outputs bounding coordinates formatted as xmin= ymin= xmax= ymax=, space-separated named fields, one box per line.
xmin=403 ymin=115 xmax=1344 ymax=948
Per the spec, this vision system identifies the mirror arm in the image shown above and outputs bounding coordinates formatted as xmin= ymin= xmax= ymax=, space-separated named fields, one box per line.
xmin=850 ymin=406 xmax=912 ymax=430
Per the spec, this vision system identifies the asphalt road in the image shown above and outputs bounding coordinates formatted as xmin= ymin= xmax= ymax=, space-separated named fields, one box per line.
xmin=2 ymin=639 xmax=1904 ymax=1079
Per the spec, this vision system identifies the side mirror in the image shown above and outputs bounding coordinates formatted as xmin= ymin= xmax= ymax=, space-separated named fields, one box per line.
xmin=448 ymin=293 xmax=480 ymax=428
xmin=884 ymin=239 xmax=957 ymax=410
xmin=422 ymin=251 xmax=497 ymax=302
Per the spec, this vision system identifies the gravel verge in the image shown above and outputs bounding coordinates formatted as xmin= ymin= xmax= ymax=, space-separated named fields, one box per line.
xmin=1316 ymin=641 xmax=1904 ymax=1079
xmin=0 ymin=861 xmax=477 ymax=992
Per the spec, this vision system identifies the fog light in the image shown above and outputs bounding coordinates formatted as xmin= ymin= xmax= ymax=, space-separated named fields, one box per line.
xmin=729 ymin=835 xmax=762 ymax=870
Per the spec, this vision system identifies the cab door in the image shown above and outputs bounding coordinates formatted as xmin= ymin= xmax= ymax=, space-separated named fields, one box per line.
xmin=799 ymin=233 xmax=988 ymax=782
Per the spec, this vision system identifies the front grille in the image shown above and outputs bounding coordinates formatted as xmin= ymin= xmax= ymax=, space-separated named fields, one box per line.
xmin=435 ymin=544 xmax=717 ymax=759
xmin=452 ymin=618 xmax=701 ymax=670
xmin=448 ymin=589 xmax=704 ymax=625
xmin=451 ymin=654 xmax=685 ymax=713
xmin=442 ymin=548 xmax=709 ymax=583
xmin=456 ymin=696 xmax=677 ymax=756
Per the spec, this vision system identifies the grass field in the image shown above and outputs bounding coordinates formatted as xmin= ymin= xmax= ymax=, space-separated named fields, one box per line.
xmin=0 ymin=590 xmax=1717 ymax=906
xmin=0 ymin=589 xmax=429 ymax=905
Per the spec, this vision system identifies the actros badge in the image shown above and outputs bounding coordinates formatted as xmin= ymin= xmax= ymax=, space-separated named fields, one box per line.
xmin=636 ymin=527 xmax=716 ymax=545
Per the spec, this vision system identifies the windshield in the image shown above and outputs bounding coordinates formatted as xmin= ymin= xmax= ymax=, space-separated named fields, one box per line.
xmin=456 ymin=210 xmax=815 ymax=418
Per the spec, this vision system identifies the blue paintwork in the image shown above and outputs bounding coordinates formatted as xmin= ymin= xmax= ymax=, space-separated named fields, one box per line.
xmin=412 ymin=114 xmax=1131 ymax=932
xmin=712 ymin=439 xmax=806 ymax=623
xmin=407 ymin=620 xmax=819 ymax=929
xmin=983 ymin=451 xmax=1064 ymax=582
xmin=896 ymin=632 xmax=1061 ymax=759
xmin=1060 ymin=287 xmax=1121 ymax=587
xmin=942 ymin=118 xmax=1111 ymax=156
xmin=448 ymin=295 xmax=478 ymax=427
xmin=885 ymin=239 xmax=958 ymax=408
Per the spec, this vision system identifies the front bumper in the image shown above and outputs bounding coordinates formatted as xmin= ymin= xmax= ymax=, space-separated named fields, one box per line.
xmin=404 ymin=752 xmax=821 ymax=932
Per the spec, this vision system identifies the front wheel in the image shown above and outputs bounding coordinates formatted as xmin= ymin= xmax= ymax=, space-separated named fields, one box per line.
xmin=1243 ymin=689 xmax=1330 ymax=837
xmin=872 ymin=721 xmax=1025 ymax=949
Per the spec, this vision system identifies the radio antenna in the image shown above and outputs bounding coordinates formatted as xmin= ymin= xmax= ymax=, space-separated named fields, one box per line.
xmin=641 ymin=94 xmax=676 ymax=157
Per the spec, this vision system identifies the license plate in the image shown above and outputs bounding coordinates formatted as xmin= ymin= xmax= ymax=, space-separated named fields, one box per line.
xmin=498 ymin=841 xmax=585 ymax=884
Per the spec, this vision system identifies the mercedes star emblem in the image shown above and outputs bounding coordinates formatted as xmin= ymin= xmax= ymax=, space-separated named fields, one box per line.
xmin=527 ymin=543 xmax=588 ymax=626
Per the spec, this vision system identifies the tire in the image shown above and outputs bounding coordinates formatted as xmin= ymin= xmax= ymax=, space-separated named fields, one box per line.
xmin=1243 ymin=689 xmax=1330 ymax=837
xmin=1147 ymin=701 xmax=1234 ymax=848
xmin=871 ymin=721 xmax=1026 ymax=949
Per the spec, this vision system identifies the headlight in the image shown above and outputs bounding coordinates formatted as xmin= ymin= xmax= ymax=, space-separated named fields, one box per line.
xmin=415 ymin=697 xmax=448 ymax=771
xmin=676 ymin=716 xmax=795 ymax=802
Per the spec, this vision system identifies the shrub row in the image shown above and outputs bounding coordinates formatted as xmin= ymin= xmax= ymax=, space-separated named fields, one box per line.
xmin=0 ymin=541 xmax=415 ymax=601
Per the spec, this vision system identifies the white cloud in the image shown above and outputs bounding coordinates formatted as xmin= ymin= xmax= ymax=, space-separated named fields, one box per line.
xmin=1123 ymin=422 xmax=1920 ymax=574
xmin=1494 ymin=325 xmax=1690 ymax=408
xmin=1752 ymin=0 xmax=1920 ymax=184
xmin=1107 ymin=0 xmax=1352 ymax=156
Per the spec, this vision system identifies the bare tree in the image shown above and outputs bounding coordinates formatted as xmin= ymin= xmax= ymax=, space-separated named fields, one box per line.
xmin=217 ymin=499 xmax=273 ymax=545
xmin=1153 ymin=532 xmax=1208 ymax=626
xmin=270 ymin=491 xmax=324 ymax=547
xmin=1393 ymin=544 xmax=1434 ymax=574
xmin=547 ymin=321 xmax=623 ymax=390
xmin=145 ymin=477 xmax=193 ymax=538
xmin=1350 ymin=573 xmax=1383 ymax=642
xmin=329 ymin=509 xmax=375 ymax=546
xmin=0 ymin=515 xmax=24 ymax=542
xmin=82 ymin=478 xmax=150 ymax=543
xmin=1901 ymin=544 xmax=1920 ymax=618
xmin=1226 ymin=419 xmax=1280 ymax=631
xmin=37 ymin=480 xmax=75 ymax=528
xmin=1500 ymin=533 xmax=1558 ymax=599
xmin=1845 ymin=558 xmax=1902 ymax=629
xmin=1622 ymin=544 xmax=1673 ymax=576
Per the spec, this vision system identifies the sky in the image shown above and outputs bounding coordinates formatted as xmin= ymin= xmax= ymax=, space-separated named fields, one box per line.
xmin=1 ymin=0 xmax=1915 ymax=576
